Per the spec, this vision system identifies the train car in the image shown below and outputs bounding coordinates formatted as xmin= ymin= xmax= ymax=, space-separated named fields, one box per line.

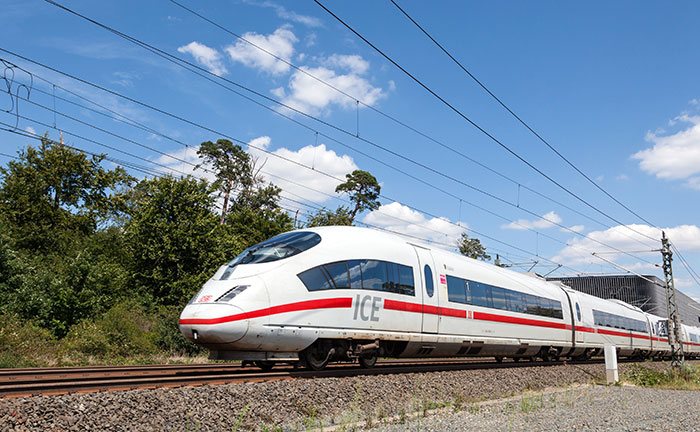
xmin=682 ymin=323 xmax=700 ymax=358
xmin=179 ymin=226 xmax=674 ymax=370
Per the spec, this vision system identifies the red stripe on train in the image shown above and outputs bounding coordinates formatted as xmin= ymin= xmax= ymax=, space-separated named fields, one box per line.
xmin=473 ymin=311 xmax=569 ymax=330
xmin=383 ymin=299 xmax=466 ymax=318
xmin=178 ymin=297 xmax=353 ymax=325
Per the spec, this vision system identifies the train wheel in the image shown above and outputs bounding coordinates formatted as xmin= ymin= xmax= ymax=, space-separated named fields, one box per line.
xmin=302 ymin=343 xmax=333 ymax=371
xmin=494 ymin=356 xmax=503 ymax=363
xmin=254 ymin=360 xmax=275 ymax=372
xmin=358 ymin=353 xmax=378 ymax=368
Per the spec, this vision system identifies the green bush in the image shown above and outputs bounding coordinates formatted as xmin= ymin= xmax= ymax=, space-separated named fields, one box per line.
xmin=61 ymin=301 xmax=157 ymax=359
xmin=624 ymin=364 xmax=700 ymax=389
xmin=0 ymin=314 xmax=56 ymax=367
xmin=153 ymin=306 xmax=204 ymax=356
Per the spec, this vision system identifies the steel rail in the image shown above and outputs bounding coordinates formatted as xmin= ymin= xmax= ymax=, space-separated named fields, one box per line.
xmin=0 ymin=358 xmax=605 ymax=398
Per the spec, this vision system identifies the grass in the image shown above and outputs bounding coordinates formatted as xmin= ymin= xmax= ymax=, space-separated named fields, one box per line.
xmin=623 ymin=363 xmax=700 ymax=390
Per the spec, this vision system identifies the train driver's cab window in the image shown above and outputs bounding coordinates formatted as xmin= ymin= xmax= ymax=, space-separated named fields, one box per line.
xmin=224 ymin=231 xmax=321 ymax=269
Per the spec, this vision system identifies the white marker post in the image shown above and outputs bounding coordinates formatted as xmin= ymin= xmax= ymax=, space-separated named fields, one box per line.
xmin=604 ymin=345 xmax=618 ymax=384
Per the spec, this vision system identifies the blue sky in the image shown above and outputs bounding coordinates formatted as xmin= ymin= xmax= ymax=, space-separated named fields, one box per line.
xmin=2 ymin=0 xmax=700 ymax=300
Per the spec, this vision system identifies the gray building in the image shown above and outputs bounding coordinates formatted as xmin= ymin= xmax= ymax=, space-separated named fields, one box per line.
xmin=546 ymin=274 xmax=700 ymax=325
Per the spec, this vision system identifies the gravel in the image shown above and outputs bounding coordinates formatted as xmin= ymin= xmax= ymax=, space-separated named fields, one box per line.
xmin=371 ymin=386 xmax=700 ymax=432
xmin=0 ymin=361 xmax=695 ymax=431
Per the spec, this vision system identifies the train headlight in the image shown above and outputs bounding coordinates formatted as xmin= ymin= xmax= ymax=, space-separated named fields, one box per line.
xmin=216 ymin=285 xmax=249 ymax=303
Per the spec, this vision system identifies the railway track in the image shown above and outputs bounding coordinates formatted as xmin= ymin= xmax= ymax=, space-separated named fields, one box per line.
xmin=0 ymin=358 xmax=595 ymax=398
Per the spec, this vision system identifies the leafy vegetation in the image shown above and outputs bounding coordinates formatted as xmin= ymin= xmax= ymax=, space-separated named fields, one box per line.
xmin=623 ymin=364 xmax=700 ymax=390
xmin=457 ymin=232 xmax=491 ymax=261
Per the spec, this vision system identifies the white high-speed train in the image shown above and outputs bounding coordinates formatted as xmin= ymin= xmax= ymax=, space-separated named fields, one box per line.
xmin=179 ymin=226 xmax=700 ymax=370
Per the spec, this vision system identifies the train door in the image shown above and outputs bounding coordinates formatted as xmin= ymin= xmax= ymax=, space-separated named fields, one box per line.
xmin=412 ymin=245 xmax=439 ymax=334
xmin=566 ymin=290 xmax=586 ymax=344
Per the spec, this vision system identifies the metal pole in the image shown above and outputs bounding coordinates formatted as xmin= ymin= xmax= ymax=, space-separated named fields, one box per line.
xmin=661 ymin=231 xmax=684 ymax=367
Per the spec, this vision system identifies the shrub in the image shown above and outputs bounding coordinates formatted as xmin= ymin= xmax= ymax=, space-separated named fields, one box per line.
xmin=61 ymin=301 xmax=157 ymax=360
xmin=153 ymin=305 xmax=204 ymax=356
xmin=624 ymin=364 xmax=700 ymax=389
xmin=0 ymin=314 xmax=56 ymax=367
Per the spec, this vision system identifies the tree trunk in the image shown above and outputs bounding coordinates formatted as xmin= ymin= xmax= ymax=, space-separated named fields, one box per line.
xmin=220 ymin=183 xmax=231 ymax=225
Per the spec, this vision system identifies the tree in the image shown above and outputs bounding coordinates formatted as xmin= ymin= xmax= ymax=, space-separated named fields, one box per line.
xmin=0 ymin=137 xmax=133 ymax=251
xmin=196 ymin=139 xmax=253 ymax=224
xmin=226 ymin=184 xmax=293 ymax=247
xmin=335 ymin=170 xmax=381 ymax=222
xmin=124 ymin=176 xmax=229 ymax=306
xmin=306 ymin=206 xmax=353 ymax=227
xmin=457 ymin=232 xmax=491 ymax=261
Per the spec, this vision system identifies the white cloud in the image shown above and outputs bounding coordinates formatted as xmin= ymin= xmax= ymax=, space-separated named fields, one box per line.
xmin=363 ymin=202 xmax=466 ymax=246
xmin=633 ymin=114 xmax=700 ymax=189
xmin=280 ymin=64 xmax=384 ymax=115
xmin=225 ymin=27 xmax=297 ymax=75
xmin=246 ymin=0 xmax=322 ymax=28
xmin=565 ymin=225 xmax=585 ymax=233
xmin=247 ymin=136 xmax=358 ymax=203
xmin=177 ymin=41 xmax=227 ymax=76
xmin=111 ymin=71 xmax=138 ymax=88
xmin=24 ymin=126 xmax=36 ymax=135
xmin=270 ymin=86 xmax=285 ymax=98
xmin=324 ymin=54 xmax=369 ymax=74
xmin=552 ymin=223 xmax=700 ymax=266
xmin=686 ymin=177 xmax=700 ymax=191
xmin=615 ymin=174 xmax=629 ymax=181
xmin=502 ymin=211 xmax=562 ymax=231
xmin=154 ymin=136 xmax=359 ymax=205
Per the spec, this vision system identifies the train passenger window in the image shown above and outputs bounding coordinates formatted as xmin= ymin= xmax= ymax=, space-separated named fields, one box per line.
xmin=298 ymin=267 xmax=334 ymax=291
xmin=323 ymin=262 xmax=350 ymax=289
xmin=446 ymin=275 xmax=467 ymax=304
xmin=506 ymin=291 xmax=526 ymax=313
xmin=575 ymin=303 xmax=581 ymax=321
xmin=525 ymin=294 xmax=540 ymax=315
xmin=348 ymin=260 xmax=363 ymax=289
xmin=470 ymin=281 xmax=493 ymax=308
xmin=386 ymin=262 xmax=400 ymax=292
xmin=491 ymin=287 xmax=507 ymax=311
xmin=398 ymin=265 xmax=415 ymax=295
xmin=424 ymin=265 xmax=434 ymax=298
xmin=360 ymin=260 xmax=386 ymax=291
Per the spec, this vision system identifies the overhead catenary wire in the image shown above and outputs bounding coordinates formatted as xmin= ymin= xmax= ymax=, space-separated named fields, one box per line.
xmin=30 ymin=3 xmax=658 ymax=253
xmin=32 ymin=1 xmax=673 ymax=265
xmin=0 ymin=46 xmax=649 ymax=277
xmin=3 ymin=122 xmax=537 ymax=269
xmin=312 ymin=0 xmax=668 ymax=247
xmin=390 ymin=0 xmax=700 ymax=283
xmin=0 ymin=59 xmax=647 ymax=275
xmin=20 ymin=88 xmax=661 ymax=268
xmin=2 ymin=84 xmax=546 ymax=268
xmin=1 ymin=102 xmax=587 ymax=276
xmin=315 ymin=0 xmax=700 ymax=285
xmin=387 ymin=0 xmax=658 ymax=230
xmin=166 ymin=0 xmax=616 ymax=235
xmin=171 ymin=0 xmax=699 ymax=282
xmin=0 ymin=151 xmax=20 ymax=160
xmin=2 ymin=127 xmax=173 ymax=178
xmin=0 ymin=42 xmax=663 ymax=268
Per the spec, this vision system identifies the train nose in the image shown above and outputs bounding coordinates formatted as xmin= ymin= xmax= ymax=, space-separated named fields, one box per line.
xmin=178 ymin=304 xmax=249 ymax=344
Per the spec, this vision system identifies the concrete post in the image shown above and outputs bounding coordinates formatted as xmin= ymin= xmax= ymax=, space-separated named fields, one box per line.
xmin=604 ymin=345 xmax=618 ymax=384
